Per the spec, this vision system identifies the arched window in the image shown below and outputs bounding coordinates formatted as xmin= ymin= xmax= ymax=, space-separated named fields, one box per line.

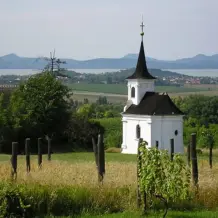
xmin=131 ymin=87 xmax=135 ymax=98
xmin=136 ymin=124 xmax=141 ymax=139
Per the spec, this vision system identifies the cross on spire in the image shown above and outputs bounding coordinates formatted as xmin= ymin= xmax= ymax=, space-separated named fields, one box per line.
xmin=140 ymin=16 xmax=145 ymax=41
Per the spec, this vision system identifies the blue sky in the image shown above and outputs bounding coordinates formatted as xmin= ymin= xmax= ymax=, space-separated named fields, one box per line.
xmin=0 ymin=0 xmax=217 ymax=60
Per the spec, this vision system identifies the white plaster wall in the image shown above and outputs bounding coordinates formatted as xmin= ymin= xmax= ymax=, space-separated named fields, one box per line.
xmin=121 ymin=115 xmax=152 ymax=154
xmin=127 ymin=79 xmax=155 ymax=105
xmin=151 ymin=116 xmax=184 ymax=153
xmin=121 ymin=115 xmax=184 ymax=154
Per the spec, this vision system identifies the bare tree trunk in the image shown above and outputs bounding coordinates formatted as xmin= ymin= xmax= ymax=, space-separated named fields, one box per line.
xmin=155 ymin=195 xmax=168 ymax=218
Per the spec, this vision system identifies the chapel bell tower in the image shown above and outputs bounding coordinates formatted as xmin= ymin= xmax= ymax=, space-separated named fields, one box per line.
xmin=125 ymin=21 xmax=156 ymax=106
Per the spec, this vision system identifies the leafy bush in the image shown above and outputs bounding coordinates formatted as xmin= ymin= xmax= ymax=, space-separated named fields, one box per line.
xmin=94 ymin=118 xmax=122 ymax=148
xmin=173 ymin=95 xmax=218 ymax=124
xmin=65 ymin=115 xmax=104 ymax=151
xmin=183 ymin=118 xmax=218 ymax=148
xmin=0 ymin=183 xmax=30 ymax=218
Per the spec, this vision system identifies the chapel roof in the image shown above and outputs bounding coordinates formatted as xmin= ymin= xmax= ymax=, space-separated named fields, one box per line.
xmin=123 ymin=92 xmax=184 ymax=116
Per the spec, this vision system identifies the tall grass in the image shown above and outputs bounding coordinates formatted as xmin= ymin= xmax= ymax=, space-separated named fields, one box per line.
xmin=0 ymin=158 xmax=218 ymax=216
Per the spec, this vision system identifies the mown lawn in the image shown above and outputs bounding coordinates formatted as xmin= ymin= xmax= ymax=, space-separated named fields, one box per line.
xmin=1 ymin=150 xmax=218 ymax=163
xmin=0 ymin=152 xmax=137 ymax=163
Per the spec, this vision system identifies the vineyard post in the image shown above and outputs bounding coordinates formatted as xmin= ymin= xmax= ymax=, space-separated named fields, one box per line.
xmin=97 ymin=133 xmax=105 ymax=183
xmin=11 ymin=142 xmax=18 ymax=180
xmin=209 ymin=141 xmax=213 ymax=169
xmin=38 ymin=138 xmax=42 ymax=169
xmin=191 ymin=133 xmax=198 ymax=187
xmin=137 ymin=138 xmax=142 ymax=209
xmin=187 ymin=141 xmax=191 ymax=166
xmin=47 ymin=137 xmax=52 ymax=161
xmin=170 ymin=138 xmax=174 ymax=161
xmin=25 ymin=138 xmax=31 ymax=173
xmin=155 ymin=141 xmax=159 ymax=149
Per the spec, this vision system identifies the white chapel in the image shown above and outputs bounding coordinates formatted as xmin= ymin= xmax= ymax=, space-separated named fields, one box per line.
xmin=121 ymin=23 xmax=184 ymax=154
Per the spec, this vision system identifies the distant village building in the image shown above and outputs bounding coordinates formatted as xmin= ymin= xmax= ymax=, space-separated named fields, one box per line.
xmin=121 ymin=22 xmax=184 ymax=154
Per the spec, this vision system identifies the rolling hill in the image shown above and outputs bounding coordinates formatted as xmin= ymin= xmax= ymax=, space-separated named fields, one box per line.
xmin=0 ymin=53 xmax=217 ymax=70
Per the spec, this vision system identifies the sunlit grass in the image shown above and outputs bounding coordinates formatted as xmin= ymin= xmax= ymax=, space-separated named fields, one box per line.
xmin=1 ymin=154 xmax=218 ymax=209
xmin=1 ymin=150 xmax=218 ymax=218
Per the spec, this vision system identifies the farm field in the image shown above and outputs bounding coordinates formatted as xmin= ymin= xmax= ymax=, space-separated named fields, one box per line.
xmin=69 ymin=84 xmax=218 ymax=103
xmin=68 ymin=83 xmax=218 ymax=95
xmin=72 ymin=90 xmax=218 ymax=103
xmin=72 ymin=91 xmax=127 ymax=103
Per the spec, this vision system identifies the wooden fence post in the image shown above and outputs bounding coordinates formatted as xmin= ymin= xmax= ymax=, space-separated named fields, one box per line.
xmin=47 ymin=137 xmax=52 ymax=161
xmin=187 ymin=141 xmax=191 ymax=166
xmin=38 ymin=138 xmax=42 ymax=169
xmin=155 ymin=141 xmax=159 ymax=149
xmin=11 ymin=142 xmax=18 ymax=180
xmin=170 ymin=139 xmax=174 ymax=161
xmin=25 ymin=138 xmax=31 ymax=173
xmin=191 ymin=133 xmax=198 ymax=186
xmin=97 ymin=134 xmax=105 ymax=183
xmin=137 ymin=138 xmax=143 ymax=209
xmin=209 ymin=142 xmax=213 ymax=169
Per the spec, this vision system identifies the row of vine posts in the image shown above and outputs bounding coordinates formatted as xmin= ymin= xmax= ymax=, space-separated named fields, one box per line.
xmin=10 ymin=133 xmax=106 ymax=184
xmin=11 ymin=137 xmax=52 ymax=180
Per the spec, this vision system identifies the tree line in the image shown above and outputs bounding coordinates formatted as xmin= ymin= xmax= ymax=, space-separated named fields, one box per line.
xmin=0 ymin=73 xmax=217 ymax=153
xmin=0 ymin=72 xmax=103 ymax=153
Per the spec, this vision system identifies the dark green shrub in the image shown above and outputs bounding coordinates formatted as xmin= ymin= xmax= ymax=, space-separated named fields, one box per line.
xmin=94 ymin=118 xmax=122 ymax=148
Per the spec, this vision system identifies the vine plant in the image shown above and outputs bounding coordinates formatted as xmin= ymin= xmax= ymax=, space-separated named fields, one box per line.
xmin=0 ymin=184 xmax=30 ymax=218
xmin=137 ymin=141 xmax=191 ymax=218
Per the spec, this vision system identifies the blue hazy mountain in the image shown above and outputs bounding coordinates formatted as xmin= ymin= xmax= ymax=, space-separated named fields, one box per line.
xmin=0 ymin=53 xmax=218 ymax=69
